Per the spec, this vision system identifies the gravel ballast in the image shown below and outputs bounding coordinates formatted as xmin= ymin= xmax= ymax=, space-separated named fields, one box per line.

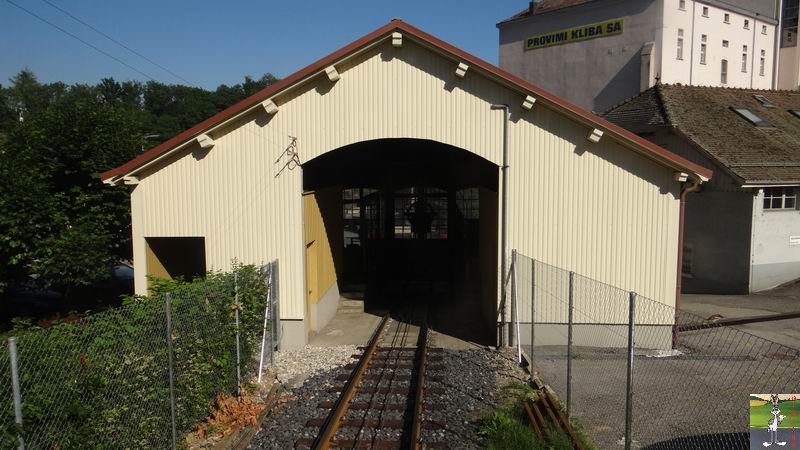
xmin=248 ymin=335 xmax=526 ymax=449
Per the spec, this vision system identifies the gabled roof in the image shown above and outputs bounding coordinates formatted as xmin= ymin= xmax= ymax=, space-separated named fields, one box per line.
xmin=604 ymin=84 xmax=800 ymax=185
xmin=101 ymin=20 xmax=711 ymax=184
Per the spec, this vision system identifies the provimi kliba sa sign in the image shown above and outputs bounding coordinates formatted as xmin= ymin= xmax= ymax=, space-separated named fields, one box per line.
xmin=525 ymin=18 xmax=624 ymax=50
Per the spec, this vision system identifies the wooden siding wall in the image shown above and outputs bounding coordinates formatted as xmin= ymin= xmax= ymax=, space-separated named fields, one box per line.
xmin=131 ymin=38 xmax=680 ymax=323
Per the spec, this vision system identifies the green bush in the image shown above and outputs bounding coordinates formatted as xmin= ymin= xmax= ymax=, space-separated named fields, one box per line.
xmin=0 ymin=263 xmax=272 ymax=449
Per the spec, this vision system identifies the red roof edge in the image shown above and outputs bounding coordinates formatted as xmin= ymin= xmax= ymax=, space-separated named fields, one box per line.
xmin=101 ymin=19 xmax=713 ymax=182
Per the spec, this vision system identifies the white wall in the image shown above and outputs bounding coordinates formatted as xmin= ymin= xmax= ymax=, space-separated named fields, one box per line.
xmin=660 ymin=0 xmax=776 ymax=89
xmin=750 ymin=190 xmax=800 ymax=291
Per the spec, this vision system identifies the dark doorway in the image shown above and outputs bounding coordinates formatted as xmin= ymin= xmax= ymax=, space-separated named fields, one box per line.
xmin=303 ymin=139 xmax=498 ymax=344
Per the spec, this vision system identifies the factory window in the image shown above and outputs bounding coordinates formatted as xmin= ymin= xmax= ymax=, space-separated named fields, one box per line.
xmin=679 ymin=0 xmax=686 ymax=10
xmin=702 ymin=6 xmax=709 ymax=17
xmin=760 ymin=50 xmax=766 ymax=76
xmin=730 ymin=107 xmax=772 ymax=127
xmin=700 ymin=35 xmax=707 ymax=64
xmin=762 ymin=24 xmax=768 ymax=35
xmin=742 ymin=46 xmax=748 ymax=72
xmin=721 ymin=59 xmax=728 ymax=84
xmin=763 ymin=187 xmax=797 ymax=210
xmin=744 ymin=19 xmax=750 ymax=29
xmin=722 ymin=40 xmax=729 ymax=48
xmin=754 ymin=94 xmax=775 ymax=108
xmin=677 ymin=29 xmax=684 ymax=59
xmin=724 ymin=13 xmax=730 ymax=23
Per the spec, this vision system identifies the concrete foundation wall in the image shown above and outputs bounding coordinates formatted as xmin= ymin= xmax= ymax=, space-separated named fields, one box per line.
xmin=309 ymin=283 xmax=340 ymax=334
xmin=279 ymin=319 xmax=306 ymax=350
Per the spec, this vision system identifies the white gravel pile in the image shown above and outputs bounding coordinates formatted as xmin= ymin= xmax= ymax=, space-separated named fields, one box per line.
xmin=249 ymin=345 xmax=357 ymax=449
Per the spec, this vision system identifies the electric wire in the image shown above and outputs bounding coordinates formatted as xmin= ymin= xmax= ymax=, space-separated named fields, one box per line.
xmin=38 ymin=0 xmax=198 ymax=87
xmin=3 ymin=0 xmax=159 ymax=82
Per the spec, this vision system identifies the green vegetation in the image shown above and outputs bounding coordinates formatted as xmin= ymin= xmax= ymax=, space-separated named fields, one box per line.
xmin=479 ymin=382 xmax=596 ymax=450
xmin=0 ymin=70 xmax=277 ymax=301
xmin=0 ymin=265 xmax=270 ymax=449
xmin=750 ymin=399 xmax=799 ymax=429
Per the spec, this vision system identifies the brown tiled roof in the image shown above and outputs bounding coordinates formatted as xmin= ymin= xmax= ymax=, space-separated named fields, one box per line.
xmin=604 ymin=85 xmax=800 ymax=185
xmin=101 ymin=20 xmax=712 ymax=183
xmin=500 ymin=0 xmax=596 ymax=22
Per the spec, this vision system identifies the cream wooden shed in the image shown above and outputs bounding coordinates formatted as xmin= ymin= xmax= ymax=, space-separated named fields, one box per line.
xmin=102 ymin=20 xmax=712 ymax=348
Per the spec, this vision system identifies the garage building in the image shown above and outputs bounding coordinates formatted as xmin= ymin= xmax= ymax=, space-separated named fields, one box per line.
xmin=101 ymin=20 xmax=711 ymax=349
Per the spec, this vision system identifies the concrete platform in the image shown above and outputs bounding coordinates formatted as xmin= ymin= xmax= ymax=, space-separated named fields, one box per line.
xmin=309 ymin=297 xmax=491 ymax=350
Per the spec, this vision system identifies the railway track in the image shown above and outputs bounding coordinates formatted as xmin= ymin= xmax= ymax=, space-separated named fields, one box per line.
xmin=296 ymin=313 xmax=447 ymax=449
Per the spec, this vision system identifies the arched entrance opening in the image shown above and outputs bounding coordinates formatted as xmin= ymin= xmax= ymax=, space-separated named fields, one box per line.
xmin=302 ymin=139 xmax=498 ymax=344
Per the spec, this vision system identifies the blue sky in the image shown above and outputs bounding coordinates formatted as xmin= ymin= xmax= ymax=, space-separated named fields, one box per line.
xmin=0 ymin=0 xmax=523 ymax=90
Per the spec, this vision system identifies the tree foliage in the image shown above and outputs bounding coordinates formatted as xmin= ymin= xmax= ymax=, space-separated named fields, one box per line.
xmin=0 ymin=70 xmax=278 ymax=296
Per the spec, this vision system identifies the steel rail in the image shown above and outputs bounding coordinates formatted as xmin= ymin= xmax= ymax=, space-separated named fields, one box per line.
xmin=409 ymin=323 xmax=429 ymax=450
xmin=311 ymin=314 xmax=390 ymax=450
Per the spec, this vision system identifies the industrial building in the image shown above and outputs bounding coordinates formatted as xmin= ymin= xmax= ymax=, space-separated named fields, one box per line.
xmin=101 ymin=20 xmax=711 ymax=348
xmin=605 ymin=85 xmax=800 ymax=293
xmin=499 ymin=0 xmax=781 ymax=113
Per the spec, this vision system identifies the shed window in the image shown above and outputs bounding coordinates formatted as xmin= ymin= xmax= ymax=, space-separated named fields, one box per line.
xmin=763 ymin=187 xmax=797 ymax=210
xmin=393 ymin=187 xmax=448 ymax=239
xmin=702 ymin=6 xmax=709 ymax=17
xmin=145 ymin=237 xmax=206 ymax=283
xmin=744 ymin=19 xmax=750 ymax=29
xmin=722 ymin=40 xmax=729 ymax=48
xmin=762 ymin=24 xmax=768 ymax=35
xmin=679 ymin=0 xmax=686 ymax=10
xmin=731 ymin=107 xmax=772 ymax=127
xmin=724 ymin=13 xmax=730 ymax=23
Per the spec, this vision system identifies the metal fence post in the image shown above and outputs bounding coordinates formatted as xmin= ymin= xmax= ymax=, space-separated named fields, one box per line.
xmin=510 ymin=250 xmax=517 ymax=348
xmin=8 ymin=337 xmax=24 ymax=450
xmin=258 ymin=264 xmax=273 ymax=382
xmin=165 ymin=293 xmax=177 ymax=450
xmin=624 ymin=291 xmax=637 ymax=450
xmin=566 ymin=271 xmax=574 ymax=418
xmin=234 ymin=271 xmax=241 ymax=399
xmin=530 ymin=259 xmax=535 ymax=365
xmin=269 ymin=261 xmax=276 ymax=365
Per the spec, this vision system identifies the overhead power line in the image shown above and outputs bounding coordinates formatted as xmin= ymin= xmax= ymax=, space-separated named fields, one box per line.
xmin=3 ymin=0 xmax=158 ymax=82
xmin=39 ymin=0 xmax=198 ymax=87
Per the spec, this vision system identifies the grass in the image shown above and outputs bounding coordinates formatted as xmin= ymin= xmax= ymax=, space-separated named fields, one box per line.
xmin=479 ymin=382 xmax=596 ymax=450
xmin=750 ymin=400 xmax=799 ymax=429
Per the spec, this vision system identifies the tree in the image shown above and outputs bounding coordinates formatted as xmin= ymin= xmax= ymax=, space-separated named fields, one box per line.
xmin=0 ymin=70 xmax=279 ymax=300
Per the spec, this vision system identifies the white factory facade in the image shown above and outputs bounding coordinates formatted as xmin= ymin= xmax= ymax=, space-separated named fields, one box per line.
xmin=499 ymin=0 xmax=781 ymax=112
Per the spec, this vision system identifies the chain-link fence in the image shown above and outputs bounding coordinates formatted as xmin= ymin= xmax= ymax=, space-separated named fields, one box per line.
xmin=0 ymin=260 xmax=280 ymax=449
xmin=510 ymin=251 xmax=800 ymax=450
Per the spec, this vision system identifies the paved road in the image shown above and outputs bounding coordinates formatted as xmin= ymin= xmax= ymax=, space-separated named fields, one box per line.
xmin=682 ymin=281 xmax=800 ymax=349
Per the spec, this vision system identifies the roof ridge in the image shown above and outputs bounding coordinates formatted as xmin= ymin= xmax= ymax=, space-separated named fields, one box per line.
xmin=100 ymin=19 xmax=712 ymax=183
xmin=659 ymin=83 xmax=800 ymax=95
